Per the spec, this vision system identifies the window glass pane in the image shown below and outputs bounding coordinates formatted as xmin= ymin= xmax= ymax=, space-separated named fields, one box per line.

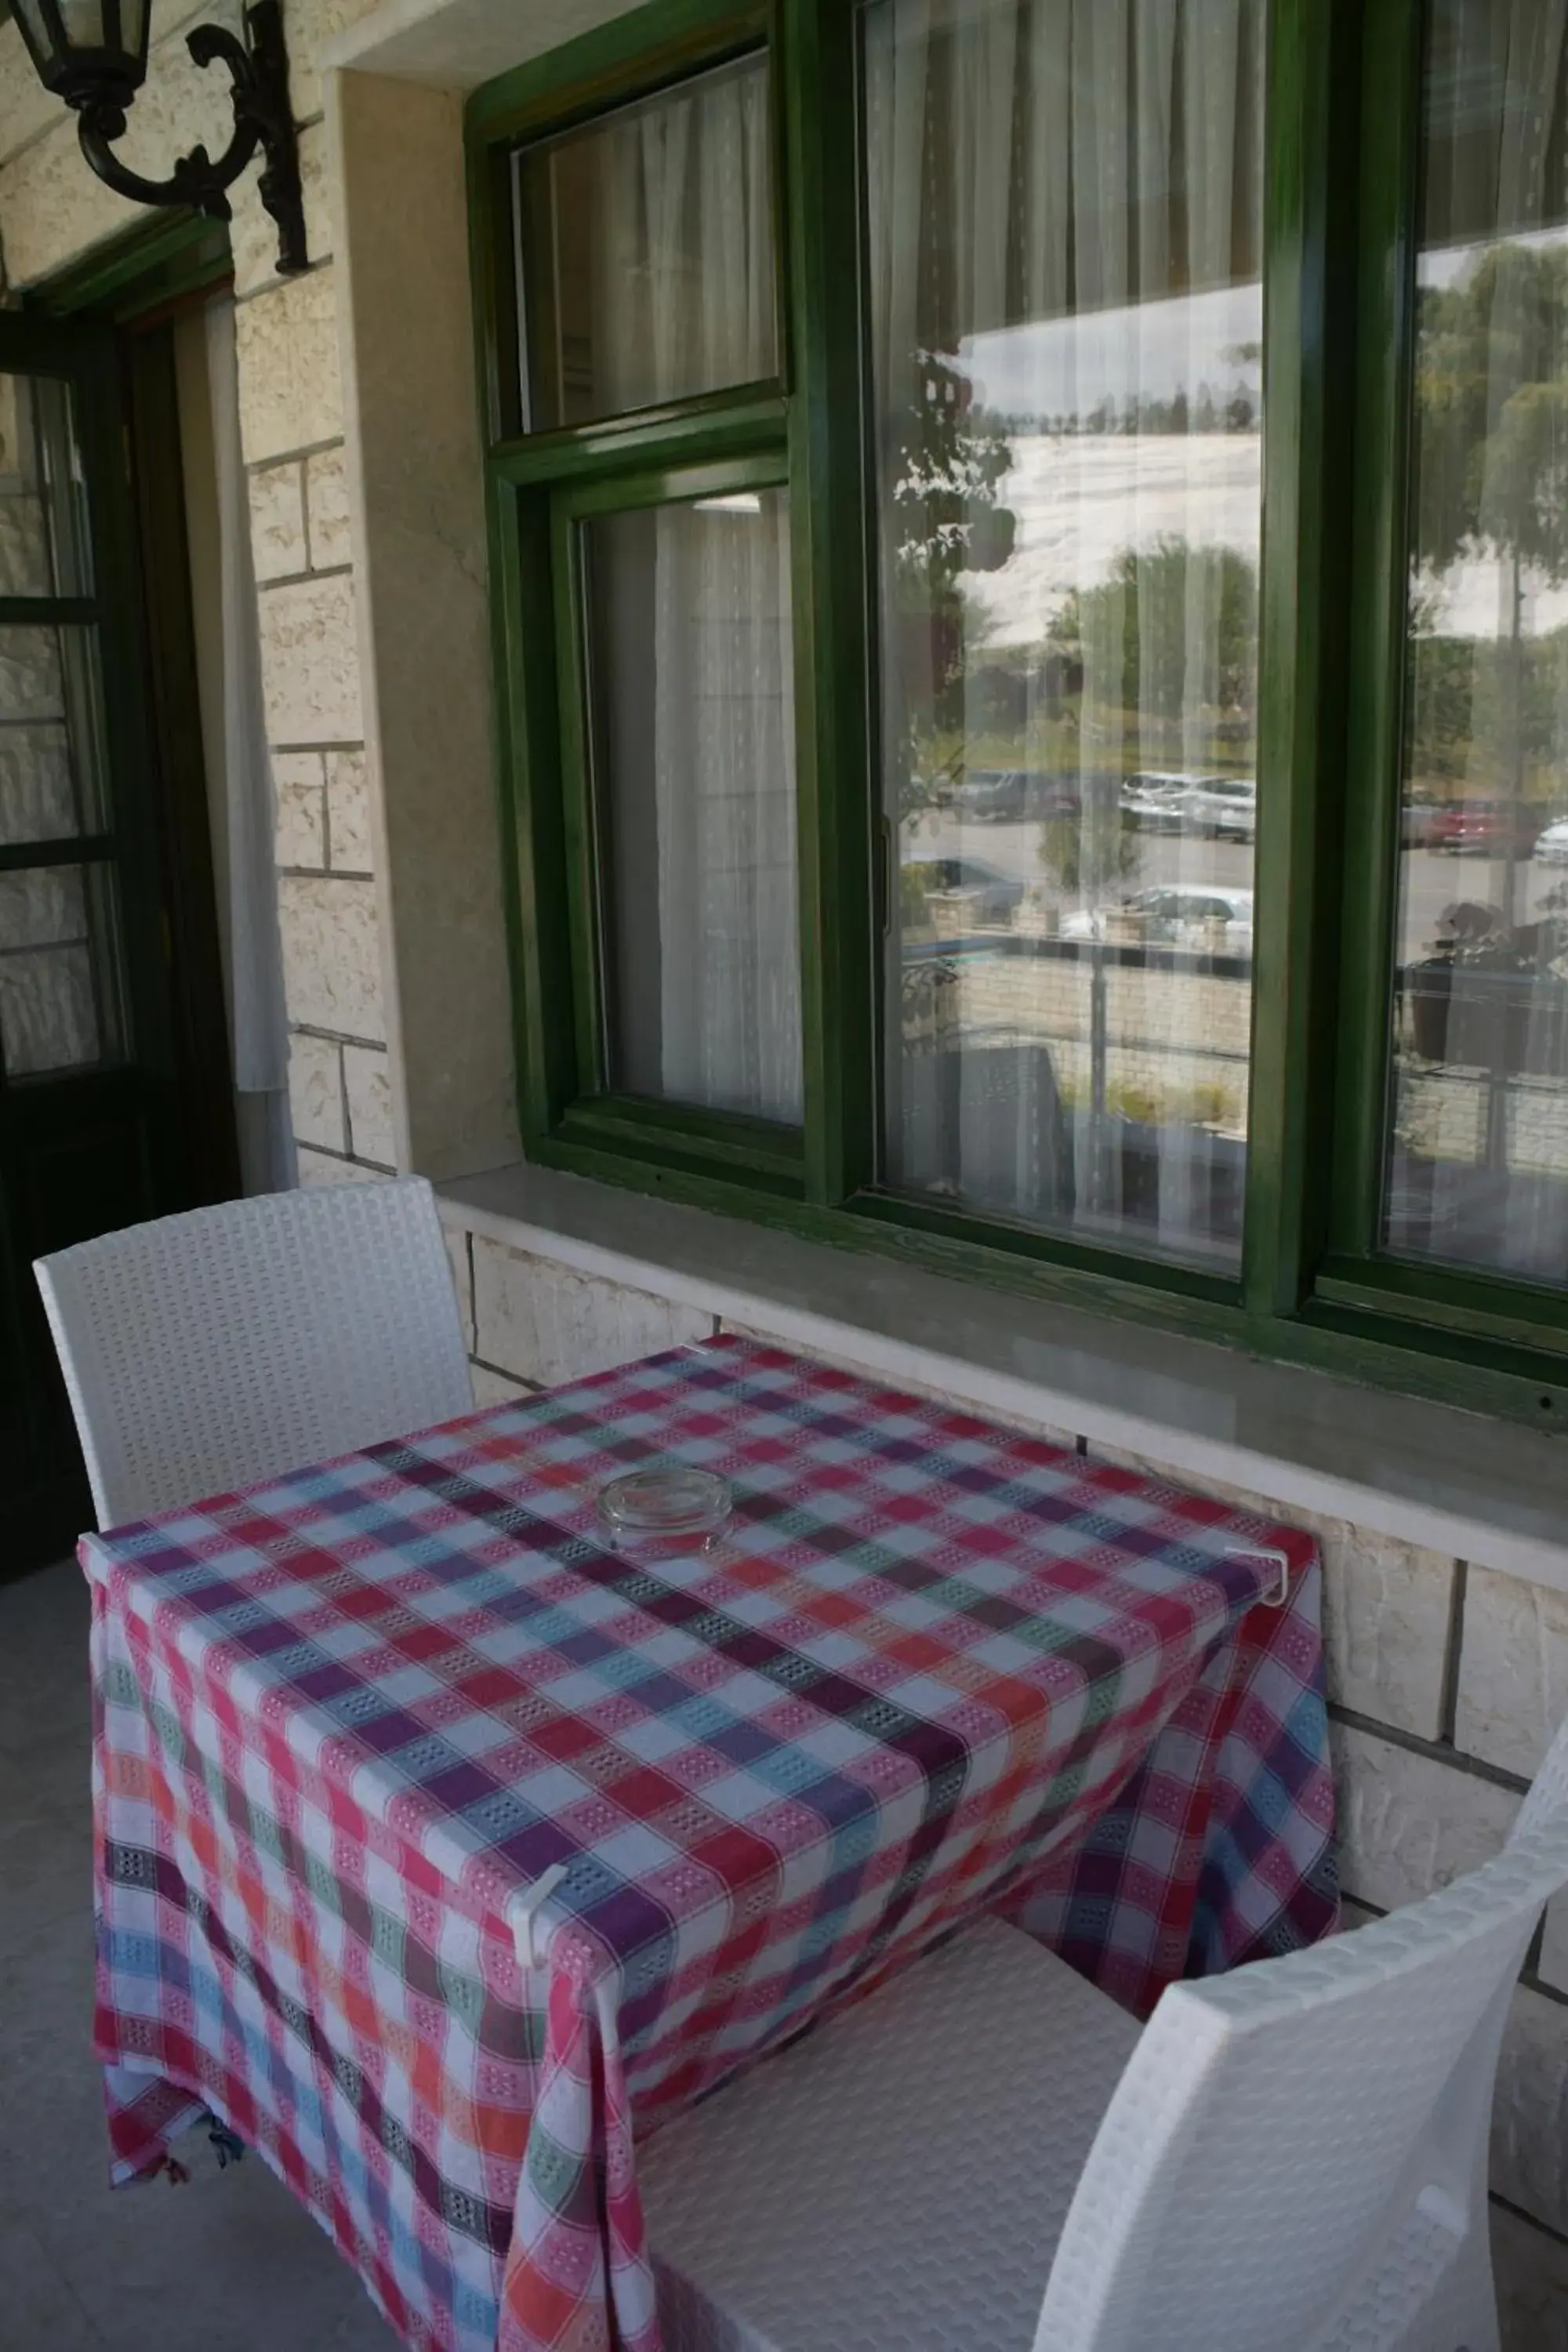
xmin=867 ymin=0 xmax=1264 ymax=1271
xmin=0 ymin=860 xmax=122 ymax=1076
xmin=0 ymin=372 xmax=91 ymax=599
xmin=583 ymin=487 xmax=801 ymax=1123
xmin=1385 ymin=0 xmax=1568 ymax=1281
xmin=514 ymin=53 xmax=778 ymax=434
xmin=0 ymin=622 xmax=109 ymax=845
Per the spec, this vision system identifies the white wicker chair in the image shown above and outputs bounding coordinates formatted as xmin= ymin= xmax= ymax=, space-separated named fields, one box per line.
xmin=34 ymin=1176 xmax=474 ymax=1529
xmin=641 ymin=1712 xmax=1568 ymax=2352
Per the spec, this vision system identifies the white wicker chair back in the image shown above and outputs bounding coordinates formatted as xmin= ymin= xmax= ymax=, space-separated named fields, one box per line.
xmin=35 ymin=1176 xmax=474 ymax=1529
xmin=1036 ymin=1809 xmax=1568 ymax=2352
xmin=1508 ymin=1703 xmax=1568 ymax=1846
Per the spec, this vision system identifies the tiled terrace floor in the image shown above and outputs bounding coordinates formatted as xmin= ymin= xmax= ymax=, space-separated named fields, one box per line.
xmin=0 ymin=1559 xmax=397 ymax=2351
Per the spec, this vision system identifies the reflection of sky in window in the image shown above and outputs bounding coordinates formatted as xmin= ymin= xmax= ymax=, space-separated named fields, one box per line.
xmin=1419 ymin=219 xmax=1568 ymax=288
xmin=960 ymin=281 xmax=1261 ymax=423
xmin=953 ymin=282 xmax=1264 ymax=648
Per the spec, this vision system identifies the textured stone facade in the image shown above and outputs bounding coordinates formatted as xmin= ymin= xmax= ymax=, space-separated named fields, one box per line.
xmin=0 ymin=0 xmax=392 ymax=1187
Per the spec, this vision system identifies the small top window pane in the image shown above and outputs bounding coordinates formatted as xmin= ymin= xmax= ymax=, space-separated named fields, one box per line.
xmin=512 ymin=52 xmax=778 ymax=433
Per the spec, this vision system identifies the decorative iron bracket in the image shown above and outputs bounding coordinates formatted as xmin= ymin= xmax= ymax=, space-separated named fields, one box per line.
xmin=74 ymin=0 xmax=307 ymax=275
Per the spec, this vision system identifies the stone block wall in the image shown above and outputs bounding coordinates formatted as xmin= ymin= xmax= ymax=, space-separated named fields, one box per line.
xmin=441 ymin=1221 xmax=1568 ymax=2347
xmin=0 ymin=0 xmax=392 ymax=1186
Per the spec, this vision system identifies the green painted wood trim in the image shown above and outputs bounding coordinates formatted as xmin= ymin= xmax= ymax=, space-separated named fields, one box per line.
xmin=552 ymin=445 xmax=789 ymax=521
xmin=1330 ymin=0 xmax=1422 ymax=1262
xmin=1316 ymin=1265 xmax=1568 ymax=1358
xmin=31 ymin=213 xmax=230 ymax=321
xmin=465 ymin=0 xmax=769 ymax=146
xmin=492 ymin=474 xmax=577 ymax=1134
xmin=490 ymin=390 xmax=790 ymax=485
xmin=560 ymin=1093 xmax=805 ymax=1181
xmin=546 ymin=444 xmax=801 ymax=1178
xmin=549 ymin=482 xmax=609 ymax=1095
xmin=1241 ymin=0 xmax=1351 ymax=1319
xmin=782 ymin=0 xmax=877 ymax=1206
xmin=848 ymin=1185 xmax=1239 ymax=1308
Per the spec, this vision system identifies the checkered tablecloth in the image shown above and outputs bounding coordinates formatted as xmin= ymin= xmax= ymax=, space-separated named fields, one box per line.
xmin=83 ymin=1335 xmax=1337 ymax=2352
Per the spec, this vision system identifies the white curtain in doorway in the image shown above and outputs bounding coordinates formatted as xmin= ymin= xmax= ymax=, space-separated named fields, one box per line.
xmin=593 ymin=69 xmax=802 ymax=1122
xmin=204 ymin=299 xmax=294 ymax=1193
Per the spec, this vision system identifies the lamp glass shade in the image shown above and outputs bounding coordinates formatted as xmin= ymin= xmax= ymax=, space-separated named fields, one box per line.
xmin=12 ymin=0 xmax=151 ymax=103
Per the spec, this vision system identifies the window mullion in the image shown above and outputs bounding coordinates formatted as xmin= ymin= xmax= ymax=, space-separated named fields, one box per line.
xmin=780 ymin=0 xmax=877 ymax=1208
xmin=489 ymin=389 xmax=790 ymax=488
xmin=1326 ymin=0 xmax=1423 ymax=1271
xmin=1240 ymin=0 xmax=1352 ymax=1320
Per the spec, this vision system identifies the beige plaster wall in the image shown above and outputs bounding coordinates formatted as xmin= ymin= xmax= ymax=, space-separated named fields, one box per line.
xmin=331 ymin=69 xmax=514 ymax=1180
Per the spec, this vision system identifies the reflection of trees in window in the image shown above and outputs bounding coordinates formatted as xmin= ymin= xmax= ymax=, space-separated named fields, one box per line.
xmin=1412 ymin=240 xmax=1568 ymax=852
xmin=890 ymin=350 xmax=1016 ymax=801
xmin=1400 ymin=237 xmax=1568 ymax=1206
xmin=1047 ymin=538 xmax=1259 ymax=751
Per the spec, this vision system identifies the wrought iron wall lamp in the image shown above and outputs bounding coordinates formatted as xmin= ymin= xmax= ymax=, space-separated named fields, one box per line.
xmin=12 ymin=0 xmax=307 ymax=275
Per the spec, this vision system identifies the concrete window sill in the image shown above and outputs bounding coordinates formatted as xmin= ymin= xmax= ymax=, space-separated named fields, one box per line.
xmin=436 ymin=1160 xmax=1568 ymax=1599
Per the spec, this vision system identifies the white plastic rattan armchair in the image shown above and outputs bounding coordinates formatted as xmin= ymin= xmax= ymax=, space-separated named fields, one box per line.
xmin=641 ymin=1708 xmax=1568 ymax=2352
xmin=34 ymin=1176 xmax=474 ymax=1528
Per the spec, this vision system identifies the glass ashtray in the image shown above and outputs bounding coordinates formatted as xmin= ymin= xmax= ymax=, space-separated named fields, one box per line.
xmin=597 ymin=1465 xmax=732 ymax=1555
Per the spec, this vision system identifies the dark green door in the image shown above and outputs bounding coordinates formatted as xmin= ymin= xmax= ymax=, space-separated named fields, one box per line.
xmin=0 ymin=312 xmax=191 ymax=1573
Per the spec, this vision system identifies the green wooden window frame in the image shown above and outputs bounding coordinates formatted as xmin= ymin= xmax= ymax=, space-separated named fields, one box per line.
xmin=467 ymin=0 xmax=1568 ymax=1432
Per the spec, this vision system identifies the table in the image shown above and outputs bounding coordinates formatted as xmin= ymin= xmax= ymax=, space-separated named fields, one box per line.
xmin=84 ymin=1334 xmax=1337 ymax=2352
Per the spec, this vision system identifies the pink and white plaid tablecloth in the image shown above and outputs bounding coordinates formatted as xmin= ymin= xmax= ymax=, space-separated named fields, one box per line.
xmin=82 ymin=1334 xmax=1337 ymax=2352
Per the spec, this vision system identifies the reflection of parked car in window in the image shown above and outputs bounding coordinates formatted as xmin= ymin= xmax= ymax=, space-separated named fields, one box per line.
xmin=951 ymin=770 xmax=1026 ymax=822
xmin=1403 ymin=794 xmax=1443 ymax=848
xmin=1181 ymin=777 xmax=1257 ymax=840
xmin=1114 ymin=776 xmax=1203 ymax=833
xmin=1061 ymin=885 xmax=1254 ymax=956
xmin=1120 ymin=772 xmax=1224 ymax=831
xmin=900 ymin=855 xmax=1026 ymax=927
xmin=951 ymin=770 xmax=1080 ymax=822
xmin=1429 ymin=800 xmax=1542 ymax=857
xmin=1120 ymin=772 xmax=1255 ymax=838
xmin=1533 ymin=815 xmax=1568 ymax=866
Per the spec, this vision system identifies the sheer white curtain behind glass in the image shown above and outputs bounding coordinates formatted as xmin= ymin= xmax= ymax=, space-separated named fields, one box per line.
xmin=869 ymin=0 xmax=1263 ymax=1269
xmin=586 ymin=64 xmax=802 ymax=1123
xmin=193 ymin=299 xmax=294 ymax=1192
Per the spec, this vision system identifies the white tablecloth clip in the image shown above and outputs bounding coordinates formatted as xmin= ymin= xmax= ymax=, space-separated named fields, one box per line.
xmin=504 ymin=1861 xmax=569 ymax=1973
xmin=1223 ymin=1544 xmax=1292 ymax=1606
